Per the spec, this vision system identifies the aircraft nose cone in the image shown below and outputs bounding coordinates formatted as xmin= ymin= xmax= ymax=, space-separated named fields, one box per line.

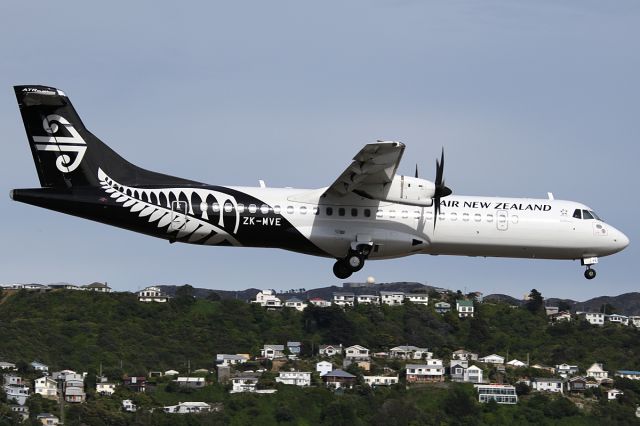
xmin=616 ymin=231 xmax=630 ymax=250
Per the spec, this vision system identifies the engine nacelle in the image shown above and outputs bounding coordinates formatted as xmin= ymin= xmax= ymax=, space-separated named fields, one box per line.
xmin=358 ymin=175 xmax=436 ymax=206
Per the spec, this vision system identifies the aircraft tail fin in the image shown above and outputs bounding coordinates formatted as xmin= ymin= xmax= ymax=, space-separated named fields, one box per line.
xmin=14 ymin=85 xmax=195 ymax=188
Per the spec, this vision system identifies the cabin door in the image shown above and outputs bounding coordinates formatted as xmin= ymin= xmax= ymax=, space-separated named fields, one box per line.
xmin=496 ymin=210 xmax=509 ymax=231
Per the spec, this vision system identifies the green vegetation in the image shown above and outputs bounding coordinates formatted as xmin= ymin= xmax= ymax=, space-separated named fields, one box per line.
xmin=0 ymin=288 xmax=639 ymax=425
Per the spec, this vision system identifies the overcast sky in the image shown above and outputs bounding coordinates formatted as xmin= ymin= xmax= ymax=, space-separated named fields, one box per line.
xmin=0 ymin=1 xmax=637 ymax=300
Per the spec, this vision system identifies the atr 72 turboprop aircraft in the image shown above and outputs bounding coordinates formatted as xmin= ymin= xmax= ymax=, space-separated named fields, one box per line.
xmin=11 ymin=86 xmax=629 ymax=280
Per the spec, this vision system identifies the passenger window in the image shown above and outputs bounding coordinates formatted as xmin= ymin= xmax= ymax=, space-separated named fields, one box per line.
xmin=248 ymin=204 xmax=257 ymax=213
xmin=450 ymin=212 xmax=457 ymax=221
xmin=426 ymin=211 xmax=433 ymax=220
xmin=486 ymin=214 xmax=493 ymax=222
xmin=351 ymin=208 xmax=358 ymax=217
xmin=438 ymin=212 xmax=445 ymax=221
xmin=402 ymin=211 xmax=408 ymax=219
xmin=237 ymin=204 xmax=245 ymax=213
xmin=225 ymin=203 xmax=234 ymax=213
xmin=389 ymin=210 xmax=396 ymax=218
xmin=414 ymin=210 xmax=420 ymax=220
xmin=313 ymin=206 xmax=319 ymax=215
xmin=462 ymin=213 xmax=469 ymax=221
xmin=582 ymin=210 xmax=594 ymax=220
xmin=376 ymin=209 xmax=383 ymax=218
xmin=474 ymin=213 xmax=481 ymax=222
xmin=260 ymin=205 xmax=269 ymax=214
xmin=326 ymin=207 xmax=333 ymax=216
xmin=212 ymin=203 xmax=220 ymax=212
xmin=573 ymin=209 xmax=582 ymax=219
xmin=273 ymin=205 xmax=281 ymax=214
xmin=300 ymin=206 xmax=307 ymax=215
xmin=364 ymin=209 xmax=371 ymax=218
xmin=338 ymin=208 xmax=345 ymax=216
xmin=286 ymin=205 xmax=294 ymax=214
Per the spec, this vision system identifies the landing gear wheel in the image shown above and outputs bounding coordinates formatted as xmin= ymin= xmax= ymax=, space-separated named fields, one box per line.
xmin=584 ymin=268 xmax=596 ymax=280
xmin=347 ymin=253 xmax=365 ymax=272
xmin=333 ymin=260 xmax=352 ymax=279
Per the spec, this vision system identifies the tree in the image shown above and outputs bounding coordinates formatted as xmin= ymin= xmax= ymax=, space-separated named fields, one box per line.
xmin=525 ymin=289 xmax=544 ymax=314
xmin=600 ymin=303 xmax=617 ymax=315
xmin=206 ymin=291 xmax=221 ymax=302
xmin=557 ymin=300 xmax=572 ymax=312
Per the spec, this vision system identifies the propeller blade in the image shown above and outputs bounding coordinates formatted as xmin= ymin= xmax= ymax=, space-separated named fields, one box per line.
xmin=433 ymin=147 xmax=449 ymax=230
xmin=415 ymin=164 xmax=419 ymax=178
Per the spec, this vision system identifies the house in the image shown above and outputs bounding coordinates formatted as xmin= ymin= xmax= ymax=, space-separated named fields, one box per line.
xmin=137 ymin=285 xmax=171 ymax=302
xmin=83 ymin=282 xmax=112 ymax=293
xmin=584 ymin=312 xmax=605 ymax=325
xmin=332 ymin=292 xmax=355 ymax=307
xmin=96 ymin=382 xmax=116 ymax=396
xmin=452 ymin=349 xmax=478 ymax=361
xmin=474 ymin=384 xmax=518 ymax=404
xmin=164 ymin=402 xmax=212 ymax=414
xmin=36 ymin=413 xmax=60 ymax=425
xmin=284 ymin=297 xmax=308 ymax=311
xmin=275 ymin=371 xmax=311 ymax=386
xmin=450 ymin=361 xmax=483 ymax=383
xmin=261 ymin=344 xmax=285 ymax=360
xmin=316 ymin=361 xmax=333 ymax=377
xmin=122 ymin=399 xmax=137 ymax=412
xmin=309 ymin=297 xmax=331 ymax=308
xmin=456 ymin=299 xmax=474 ymax=318
xmin=607 ymin=314 xmax=629 ymax=326
xmin=322 ymin=370 xmax=357 ymax=389
xmin=586 ymin=363 xmax=609 ymax=382
xmin=629 ymin=316 xmax=640 ymax=328
xmin=435 ymin=301 xmax=451 ymax=314
xmin=3 ymin=374 xmax=23 ymax=386
xmin=164 ymin=369 xmax=180 ymax=376
xmin=231 ymin=373 xmax=260 ymax=393
xmin=466 ymin=365 xmax=483 ymax=383
xmin=175 ymin=377 xmax=206 ymax=389
xmin=10 ymin=405 xmax=29 ymax=422
xmin=556 ymin=364 xmax=579 ymax=378
xmin=608 ymin=389 xmax=624 ymax=401
xmin=0 ymin=362 xmax=16 ymax=371
xmin=345 ymin=345 xmax=370 ymax=360
xmin=479 ymin=354 xmax=505 ymax=365
xmin=616 ymin=370 xmax=640 ymax=380
xmin=545 ymin=306 xmax=559 ymax=316
xmin=406 ymin=360 xmax=445 ymax=383
xmin=404 ymin=293 xmax=429 ymax=306
xmin=319 ymin=344 xmax=343 ymax=357
xmin=65 ymin=387 xmax=86 ymax=403
xmin=31 ymin=361 xmax=49 ymax=372
xmin=531 ymin=364 xmax=555 ymax=374
xmin=356 ymin=294 xmax=379 ymax=304
xmin=123 ymin=376 xmax=146 ymax=392
xmin=252 ymin=290 xmax=282 ymax=308
xmin=3 ymin=384 xmax=30 ymax=405
xmin=549 ymin=311 xmax=572 ymax=323
xmin=531 ymin=378 xmax=564 ymax=394
xmin=389 ymin=346 xmax=431 ymax=360
xmin=568 ymin=376 xmax=588 ymax=393
xmin=364 ymin=375 xmax=399 ymax=386
xmin=287 ymin=341 xmax=302 ymax=358
xmin=506 ymin=359 xmax=527 ymax=368
xmin=216 ymin=354 xmax=249 ymax=366
xmin=51 ymin=370 xmax=78 ymax=381
xmin=380 ymin=291 xmax=405 ymax=306
xmin=35 ymin=376 xmax=58 ymax=399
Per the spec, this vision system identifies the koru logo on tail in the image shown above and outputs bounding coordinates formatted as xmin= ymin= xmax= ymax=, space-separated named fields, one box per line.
xmin=32 ymin=115 xmax=87 ymax=172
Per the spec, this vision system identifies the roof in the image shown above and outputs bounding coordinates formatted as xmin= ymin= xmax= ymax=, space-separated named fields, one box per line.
xmin=323 ymin=369 xmax=356 ymax=378
xmin=176 ymin=377 xmax=205 ymax=382
xmin=287 ymin=341 xmax=301 ymax=346
xmin=285 ymin=297 xmax=303 ymax=303
xmin=533 ymin=377 xmax=563 ymax=383
xmin=406 ymin=364 xmax=431 ymax=369
xmin=617 ymin=370 xmax=640 ymax=375
xmin=435 ymin=301 xmax=451 ymax=307
xmin=380 ymin=291 xmax=404 ymax=296
xmin=456 ymin=299 xmax=474 ymax=307
xmin=85 ymin=282 xmax=109 ymax=288
xmin=264 ymin=344 xmax=284 ymax=350
xmin=390 ymin=345 xmax=427 ymax=351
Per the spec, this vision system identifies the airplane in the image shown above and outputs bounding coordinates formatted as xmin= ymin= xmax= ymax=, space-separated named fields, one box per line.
xmin=11 ymin=85 xmax=629 ymax=280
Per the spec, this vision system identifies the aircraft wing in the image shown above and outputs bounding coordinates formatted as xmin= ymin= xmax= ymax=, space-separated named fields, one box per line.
xmin=323 ymin=141 xmax=405 ymax=197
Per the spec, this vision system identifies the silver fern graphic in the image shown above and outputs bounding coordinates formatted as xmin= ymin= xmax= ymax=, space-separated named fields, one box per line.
xmin=98 ymin=168 xmax=241 ymax=246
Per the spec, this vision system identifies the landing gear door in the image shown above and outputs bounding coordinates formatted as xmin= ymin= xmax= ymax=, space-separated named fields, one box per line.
xmin=170 ymin=201 xmax=188 ymax=232
xmin=496 ymin=210 xmax=508 ymax=231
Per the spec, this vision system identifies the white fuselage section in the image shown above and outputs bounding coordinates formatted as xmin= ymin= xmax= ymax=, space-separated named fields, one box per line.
xmin=229 ymin=186 xmax=629 ymax=261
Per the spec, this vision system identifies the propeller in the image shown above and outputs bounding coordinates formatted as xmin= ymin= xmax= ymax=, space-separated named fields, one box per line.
xmin=433 ymin=148 xmax=452 ymax=229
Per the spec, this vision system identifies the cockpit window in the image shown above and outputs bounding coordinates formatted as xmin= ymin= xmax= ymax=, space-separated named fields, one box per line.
xmin=590 ymin=211 xmax=601 ymax=220
xmin=572 ymin=209 xmax=582 ymax=219
xmin=582 ymin=210 xmax=594 ymax=220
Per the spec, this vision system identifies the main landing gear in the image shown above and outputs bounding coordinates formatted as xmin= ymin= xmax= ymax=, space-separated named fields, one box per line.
xmin=582 ymin=257 xmax=598 ymax=280
xmin=333 ymin=244 xmax=372 ymax=279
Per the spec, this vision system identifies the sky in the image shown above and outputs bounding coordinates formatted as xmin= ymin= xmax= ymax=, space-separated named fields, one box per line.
xmin=0 ymin=1 xmax=638 ymax=300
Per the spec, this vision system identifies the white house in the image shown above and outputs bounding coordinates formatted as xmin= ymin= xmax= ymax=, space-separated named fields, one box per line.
xmin=345 ymin=345 xmax=370 ymax=360
xmin=96 ymin=382 xmax=116 ymax=396
xmin=164 ymin=369 xmax=180 ymax=376
xmin=404 ymin=293 xmax=429 ymax=306
xmin=31 ymin=361 xmax=49 ymax=372
xmin=389 ymin=345 xmax=431 ymax=360
xmin=216 ymin=354 xmax=249 ymax=366
xmin=531 ymin=378 xmax=564 ymax=394
xmin=586 ymin=363 xmax=609 ymax=382
xmin=435 ymin=301 xmax=451 ymax=314
xmin=275 ymin=371 xmax=311 ymax=387
xmin=83 ymin=282 xmax=112 ymax=292
xmin=608 ymin=389 xmax=624 ymax=401
xmin=406 ymin=360 xmax=445 ymax=383
xmin=308 ymin=298 xmax=331 ymax=308
xmin=319 ymin=344 xmax=343 ymax=357
xmin=252 ymin=290 xmax=282 ymax=308
xmin=35 ymin=376 xmax=58 ymax=399
xmin=316 ymin=361 xmax=333 ymax=377
xmin=164 ymin=402 xmax=212 ymax=414
xmin=456 ymin=300 xmax=475 ymax=318
xmin=3 ymin=384 xmax=30 ymax=405
xmin=466 ymin=365 xmax=483 ymax=383
xmin=333 ymin=293 xmax=355 ymax=307
xmin=10 ymin=406 xmax=29 ymax=423
xmin=356 ymin=294 xmax=379 ymax=305
xmin=556 ymin=364 xmax=579 ymax=378
xmin=607 ymin=314 xmax=629 ymax=326
xmin=261 ymin=344 xmax=285 ymax=359
xmin=506 ymin=359 xmax=527 ymax=368
xmin=452 ymin=349 xmax=478 ymax=361
xmin=284 ymin=297 xmax=308 ymax=311
xmin=138 ymin=286 xmax=170 ymax=302
xmin=0 ymin=362 xmax=16 ymax=371
xmin=122 ymin=399 xmax=137 ymax=412
xmin=364 ymin=375 xmax=399 ymax=386
xmin=3 ymin=374 xmax=23 ymax=386
xmin=629 ymin=316 xmax=640 ymax=328
xmin=231 ymin=373 xmax=260 ymax=393
xmin=36 ymin=413 xmax=60 ymax=425
xmin=616 ymin=370 xmax=640 ymax=380
xmin=549 ymin=311 xmax=572 ymax=323
xmin=175 ymin=377 xmax=206 ymax=388
xmin=475 ymin=384 xmax=518 ymax=404
xmin=380 ymin=291 xmax=405 ymax=306
xmin=479 ymin=354 xmax=505 ymax=365
xmin=584 ymin=312 xmax=605 ymax=325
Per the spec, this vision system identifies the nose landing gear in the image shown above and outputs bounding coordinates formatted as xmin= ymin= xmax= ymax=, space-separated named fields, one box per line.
xmin=581 ymin=257 xmax=598 ymax=280
xmin=584 ymin=267 xmax=596 ymax=280
xmin=332 ymin=244 xmax=372 ymax=279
